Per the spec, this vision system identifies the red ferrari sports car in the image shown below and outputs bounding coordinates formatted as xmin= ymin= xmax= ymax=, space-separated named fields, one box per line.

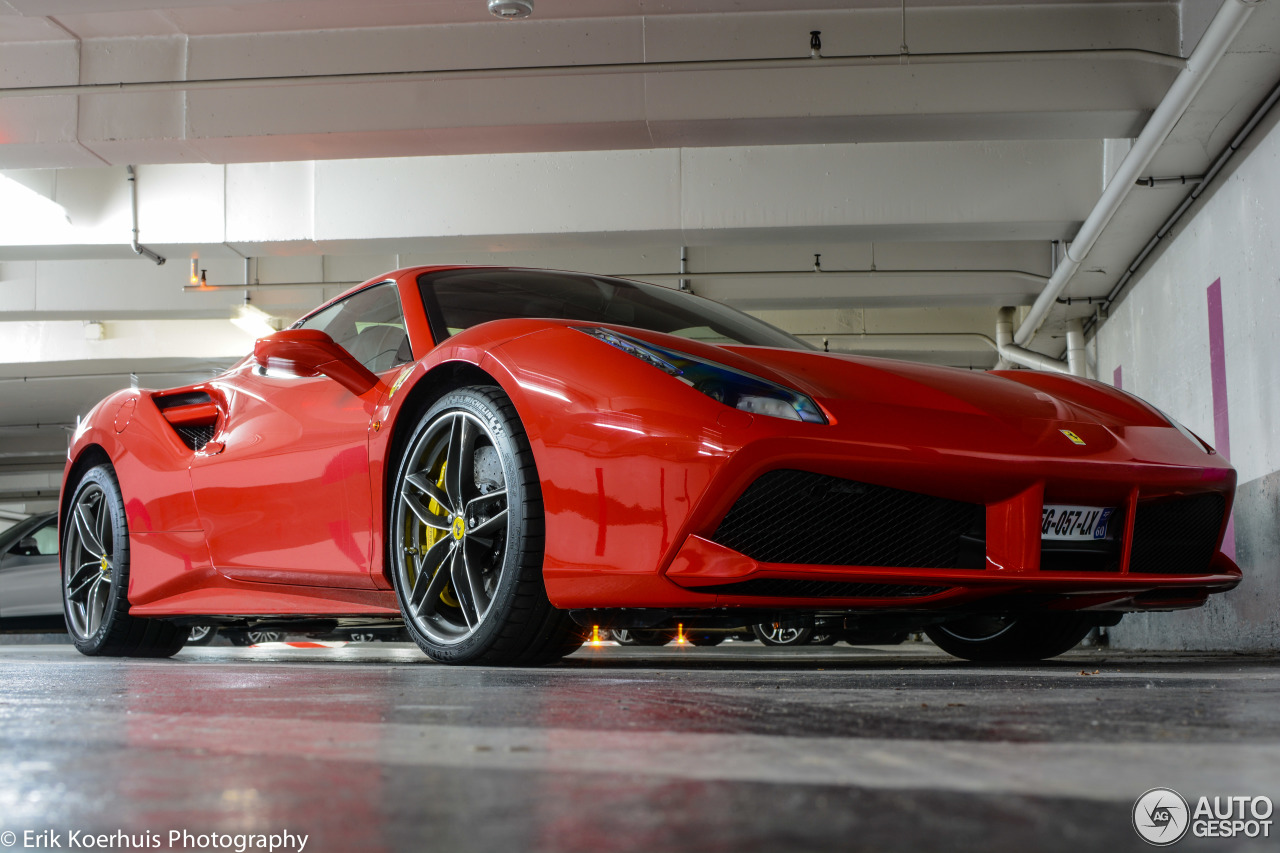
xmin=60 ymin=266 xmax=1240 ymax=664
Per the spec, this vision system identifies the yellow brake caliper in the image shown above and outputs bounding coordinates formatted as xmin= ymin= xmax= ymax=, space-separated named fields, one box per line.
xmin=411 ymin=461 xmax=459 ymax=608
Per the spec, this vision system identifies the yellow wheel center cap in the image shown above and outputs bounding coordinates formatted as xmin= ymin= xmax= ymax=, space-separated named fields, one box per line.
xmin=451 ymin=516 xmax=466 ymax=540
xmin=99 ymin=555 xmax=109 ymax=573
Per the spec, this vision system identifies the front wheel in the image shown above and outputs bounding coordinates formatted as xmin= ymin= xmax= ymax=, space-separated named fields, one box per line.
xmin=925 ymin=614 xmax=1093 ymax=662
xmin=62 ymin=465 xmax=185 ymax=657
xmin=390 ymin=387 xmax=583 ymax=666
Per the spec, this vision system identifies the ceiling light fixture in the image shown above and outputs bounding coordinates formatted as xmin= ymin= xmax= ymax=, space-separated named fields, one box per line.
xmin=0 ymin=175 xmax=71 ymax=237
xmin=488 ymin=0 xmax=533 ymax=20
xmin=231 ymin=301 xmax=280 ymax=339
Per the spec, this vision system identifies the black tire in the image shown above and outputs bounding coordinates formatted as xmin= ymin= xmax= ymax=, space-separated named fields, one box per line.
xmin=62 ymin=464 xmax=185 ymax=658
xmin=390 ymin=386 xmax=583 ymax=666
xmin=611 ymin=628 xmax=677 ymax=646
xmin=925 ymin=613 xmax=1094 ymax=662
xmin=752 ymin=622 xmax=813 ymax=646
xmin=187 ymin=626 xmax=218 ymax=646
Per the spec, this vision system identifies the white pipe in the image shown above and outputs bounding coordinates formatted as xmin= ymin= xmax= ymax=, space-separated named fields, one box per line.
xmin=797 ymin=332 xmax=999 ymax=351
xmin=126 ymin=166 xmax=166 ymax=266
xmin=996 ymin=307 xmax=1070 ymax=374
xmin=1014 ymin=0 xmax=1261 ymax=347
xmin=0 ymin=48 xmax=1185 ymax=101
xmin=625 ymin=268 xmax=1048 ymax=285
xmin=1065 ymin=318 xmax=1087 ymax=377
xmin=183 ymin=280 xmax=362 ymax=292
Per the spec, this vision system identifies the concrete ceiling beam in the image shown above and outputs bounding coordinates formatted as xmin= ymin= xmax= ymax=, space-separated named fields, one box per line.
xmin=0 ymin=3 xmax=1183 ymax=169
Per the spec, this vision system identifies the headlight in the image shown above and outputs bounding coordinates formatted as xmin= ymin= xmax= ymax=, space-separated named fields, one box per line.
xmin=575 ymin=326 xmax=827 ymax=424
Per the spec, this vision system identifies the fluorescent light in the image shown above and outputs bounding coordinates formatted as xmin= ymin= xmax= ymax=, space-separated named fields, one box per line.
xmin=0 ymin=175 xmax=71 ymax=239
xmin=230 ymin=303 xmax=279 ymax=338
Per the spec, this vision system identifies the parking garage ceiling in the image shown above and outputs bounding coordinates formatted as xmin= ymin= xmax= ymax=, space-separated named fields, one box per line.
xmin=1 ymin=0 xmax=1279 ymax=503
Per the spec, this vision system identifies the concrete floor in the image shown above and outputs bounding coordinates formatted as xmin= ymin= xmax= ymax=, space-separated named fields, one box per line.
xmin=0 ymin=641 xmax=1277 ymax=853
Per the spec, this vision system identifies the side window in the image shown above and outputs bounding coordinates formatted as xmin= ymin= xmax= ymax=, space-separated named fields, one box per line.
xmin=298 ymin=282 xmax=412 ymax=373
xmin=7 ymin=519 xmax=57 ymax=557
xmin=32 ymin=521 xmax=58 ymax=556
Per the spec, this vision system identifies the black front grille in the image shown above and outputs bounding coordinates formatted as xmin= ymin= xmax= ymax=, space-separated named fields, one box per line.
xmin=688 ymin=579 xmax=950 ymax=599
xmin=1040 ymin=539 xmax=1122 ymax=573
xmin=176 ymin=424 xmax=216 ymax=451
xmin=1129 ymin=493 xmax=1226 ymax=574
xmin=711 ymin=469 xmax=986 ymax=569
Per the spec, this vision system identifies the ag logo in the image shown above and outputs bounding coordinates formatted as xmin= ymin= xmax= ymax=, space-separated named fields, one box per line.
xmin=1134 ymin=788 xmax=1190 ymax=845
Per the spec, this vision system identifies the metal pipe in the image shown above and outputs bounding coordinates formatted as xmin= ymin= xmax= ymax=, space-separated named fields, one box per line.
xmin=1135 ymin=175 xmax=1205 ymax=187
xmin=182 ymin=280 xmax=361 ymax=292
xmin=126 ymin=166 xmax=165 ymax=266
xmin=1098 ymin=71 xmax=1280 ymax=314
xmin=0 ymin=47 xmax=1185 ymax=101
xmin=797 ymin=331 xmax=999 ymax=351
xmin=621 ymin=268 xmax=1049 ymax=285
xmin=1065 ymin=318 xmax=1087 ymax=377
xmin=1013 ymin=0 xmax=1260 ymax=348
xmin=996 ymin=307 xmax=1070 ymax=374
xmin=0 ymin=371 xmax=217 ymax=384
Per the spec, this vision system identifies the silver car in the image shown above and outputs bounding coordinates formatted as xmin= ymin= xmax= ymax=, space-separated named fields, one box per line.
xmin=0 ymin=512 xmax=65 ymax=632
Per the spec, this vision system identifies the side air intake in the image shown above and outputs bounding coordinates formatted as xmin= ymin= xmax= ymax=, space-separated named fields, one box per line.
xmin=153 ymin=391 xmax=219 ymax=451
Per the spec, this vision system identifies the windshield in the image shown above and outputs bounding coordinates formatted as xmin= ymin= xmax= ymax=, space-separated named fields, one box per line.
xmin=418 ymin=268 xmax=811 ymax=350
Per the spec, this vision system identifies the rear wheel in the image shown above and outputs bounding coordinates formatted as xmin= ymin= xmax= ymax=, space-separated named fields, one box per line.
xmin=391 ymin=387 xmax=583 ymax=665
xmin=187 ymin=626 xmax=218 ymax=646
xmin=226 ymin=630 xmax=286 ymax=646
xmin=752 ymin=622 xmax=813 ymax=646
xmin=62 ymin=464 xmax=185 ymax=658
xmin=925 ymin=614 xmax=1093 ymax=662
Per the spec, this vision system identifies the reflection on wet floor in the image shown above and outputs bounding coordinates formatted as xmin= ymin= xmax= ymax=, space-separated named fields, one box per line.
xmin=1 ymin=643 xmax=1277 ymax=853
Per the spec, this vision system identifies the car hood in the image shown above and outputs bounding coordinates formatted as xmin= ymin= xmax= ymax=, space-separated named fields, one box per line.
xmin=725 ymin=346 xmax=1073 ymax=421
xmin=713 ymin=344 xmax=1209 ymax=463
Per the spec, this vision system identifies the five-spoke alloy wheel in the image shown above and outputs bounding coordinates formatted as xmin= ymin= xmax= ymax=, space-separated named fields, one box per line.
xmin=62 ymin=464 xmax=185 ymax=657
xmin=391 ymin=387 xmax=582 ymax=665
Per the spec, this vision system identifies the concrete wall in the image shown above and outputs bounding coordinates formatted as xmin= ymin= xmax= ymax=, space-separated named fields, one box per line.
xmin=1093 ymin=106 xmax=1280 ymax=650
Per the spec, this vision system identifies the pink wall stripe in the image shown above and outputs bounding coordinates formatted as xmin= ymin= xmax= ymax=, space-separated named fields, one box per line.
xmin=1206 ymin=278 xmax=1235 ymax=560
xmin=1113 ymin=365 xmax=1122 ymax=390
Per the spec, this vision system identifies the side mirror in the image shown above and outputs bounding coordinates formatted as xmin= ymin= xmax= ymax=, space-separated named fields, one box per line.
xmin=253 ymin=329 xmax=382 ymax=396
xmin=14 ymin=537 xmax=39 ymax=556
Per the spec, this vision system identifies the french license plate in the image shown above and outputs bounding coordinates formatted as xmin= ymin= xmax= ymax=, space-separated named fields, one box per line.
xmin=1041 ymin=505 xmax=1115 ymax=541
